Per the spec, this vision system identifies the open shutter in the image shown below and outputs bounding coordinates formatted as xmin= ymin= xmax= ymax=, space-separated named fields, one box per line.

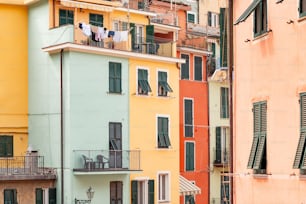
xmin=148 ymin=180 xmax=154 ymax=204
xmin=216 ymin=127 xmax=222 ymax=163
xmin=131 ymin=181 xmax=138 ymax=204
xmin=36 ymin=188 xmax=43 ymax=204
xmin=293 ymin=131 xmax=306 ymax=168
xmin=208 ymin=11 xmax=212 ymax=26
xmin=49 ymin=188 xmax=56 ymax=204
xmin=181 ymin=54 xmax=189 ymax=79
xmin=130 ymin=23 xmax=136 ymax=49
xmin=253 ymin=133 xmax=266 ymax=169
xmin=163 ymin=118 xmax=171 ymax=147
xmin=220 ymin=8 xmax=228 ymax=67
xmin=146 ymin=25 xmax=154 ymax=43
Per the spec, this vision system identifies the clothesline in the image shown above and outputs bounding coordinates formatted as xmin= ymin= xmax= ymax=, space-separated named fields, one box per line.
xmin=78 ymin=22 xmax=130 ymax=43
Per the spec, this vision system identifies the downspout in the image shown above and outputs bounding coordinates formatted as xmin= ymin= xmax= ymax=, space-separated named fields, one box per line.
xmin=206 ymin=55 xmax=211 ymax=204
xmin=228 ymin=0 xmax=234 ymax=203
xmin=60 ymin=49 xmax=64 ymax=204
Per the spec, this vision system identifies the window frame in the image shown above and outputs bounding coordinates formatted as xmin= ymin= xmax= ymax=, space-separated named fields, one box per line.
xmin=299 ymin=0 xmax=306 ymax=18
xmin=4 ymin=189 xmax=17 ymax=204
xmin=157 ymin=115 xmax=171 ymax=149
xmin=184 ymin=98 xmax=194 ymax=137
xmin=220 ymin=87 xmax=229 ymax=118
xmin=59 ymin=9 xmax=74 ymax=26
xmin=208 ymin=11 xmax=219 ymax=27
xmin=215 ymin=127 xmax=229 ymax=164
xmin=187 ymin=11 xmax=197 ymax=24
xmin=89 ymin=13 xmax=103 ymax=27
xmin=131 ymin=179 xmax=154 ymax=204
xmin=181 ymin=54 xmax=190 ymax=80
xmin=253 ymin=0 xmax=267 ymax=37
xmin=109 ymin=62 xmax=122 ymax=94
xmin=194 ymin=56 xmax=203 ymax=81
xmin=157 ymin=70 xmax=173 ymax=97
xmin=0 ymin=135 xmax=13 ymax=157
xmin=185 ymin=141 xmax=195 ymax=171
xmin=110 ymin=181 xmax=123 ymax=204
xmin=247 ymin=101 xmax=267 ymax=174
xmin=137 ymin=68 xmax=152 ymax=95
xmin=157 ymin=172 xmax=170 ymax=202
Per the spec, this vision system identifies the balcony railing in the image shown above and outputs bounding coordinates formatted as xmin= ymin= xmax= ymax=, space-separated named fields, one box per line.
xmin=73 ymin=150 xmax=141 ymax=172
xmin=187 ymin=23 xmax=220 ymax=37
xmin=0 ymin=156 xmax=47 ymax=175
xmin=213 ymin=148 xmax=230 ymax=167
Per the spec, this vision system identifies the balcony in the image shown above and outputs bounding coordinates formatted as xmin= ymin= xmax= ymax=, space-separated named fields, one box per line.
xmin=73 ymin=150 xmax=141 ymax=174
xmin=0 ymin=156 xmax=56 ymax=180
xmin=126 ymin=0 xmax=150 ymax=11
xmin=187 ymin=23 xmax=220 ymax=38
xmin=177 ymin=37 xmax=207 ymax=51
xmin=213 ymin=148 xmax=230 ymax=167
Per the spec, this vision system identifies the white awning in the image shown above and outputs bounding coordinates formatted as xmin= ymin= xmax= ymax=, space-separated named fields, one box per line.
xmin=60 ymin=0 xmax=114 ymax=12
xmin=179 ymin=175 xmax=201 ymax=196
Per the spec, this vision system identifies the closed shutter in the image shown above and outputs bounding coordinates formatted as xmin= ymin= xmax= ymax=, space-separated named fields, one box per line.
xmin=109 ymin=62 xmax=121 ymax=93
xmin=186 ymin=142 xmax=194 ymax=171
xmin=130 ymin=23 xmax=136 ymax=49
xmin=208 ymin=11 xmax=212 ymax=26
xmin=158 ymin=117 xmax=170 ymax=148
xmin=221 ymin=88 xmax=229 ymax=118
xmin=148 ymin=180 xmax=154 ymax=204
xmin=4 ymin=189 xmax=17 ymax=204
xmin=0 ymin=136 xmax=13 ymax=157
xmin=49 ymin=188 xmax=56 ymax=204
xmin=194 ymin=56 xmax=202 ymax=81
xmin=220 ymin=8 xmax=228 ymax=67
xmin=36 ymin=188 xmax=43 ymax=204
xmin=131 ymin=181 xmax=138 ymax=204
xmin=181 ymin=54 xmax=189 ymax=80
xmin=184 ymin=99 xmax=193 ymax=137
xmin=216 ymin=127 xmax=222 ymax=163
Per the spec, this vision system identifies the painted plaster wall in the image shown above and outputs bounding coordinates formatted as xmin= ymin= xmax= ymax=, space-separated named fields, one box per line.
xmin=208 ymin=80 xmax=230 ymax=203
xmin=198 ymin=0 xmax=227 ymax=26
xmin=178 ymin=52 xmax=209 ymax=204
xmin=0 ymin=4 xmax=28 ymax=155
xmin=234 ymin=0 xmax=306 ymax=203
xmin=129 ymin=58 xmax=180 ymax=204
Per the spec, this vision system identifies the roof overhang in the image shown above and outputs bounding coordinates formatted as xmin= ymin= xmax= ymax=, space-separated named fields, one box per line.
xmin=115 ymin=7 xmax=157 ymax=17
xmin=0 ymin=0 xmax=39 ymax=5
xmin=234 ymin=0 xmax=261 ymax=25
xmin=209 ymin=68 xmax=228 ymax=82
xmin=179 ymin=175 xmax=201 ymax=196
xmin=151 ymin=22 xmax=180 ymax=34
xmin=60 ymin=0 xmax=114 ymax=12
xmin=42 ymin=42 xmax=185 ymax=64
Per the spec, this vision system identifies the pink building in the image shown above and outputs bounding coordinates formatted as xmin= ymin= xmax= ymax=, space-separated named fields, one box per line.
xmin=233 ymin=0 xmax=306 ymax=203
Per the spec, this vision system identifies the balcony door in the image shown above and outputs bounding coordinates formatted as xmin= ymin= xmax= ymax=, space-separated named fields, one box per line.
xmin=109 ymin=122 xmax=122 ymax=168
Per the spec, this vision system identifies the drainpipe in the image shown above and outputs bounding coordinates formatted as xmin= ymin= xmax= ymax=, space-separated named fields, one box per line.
xmin=206 ymin=55 xmax=211 ymax=204
xmin=60 ymin=49 xmax=64 ymax=204
xmin=228 ymin=0 xmax=234 ymax=203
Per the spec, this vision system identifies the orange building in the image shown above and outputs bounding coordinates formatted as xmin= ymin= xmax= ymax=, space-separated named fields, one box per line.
xmin=233 ymin=0 xmax=306 ymax=203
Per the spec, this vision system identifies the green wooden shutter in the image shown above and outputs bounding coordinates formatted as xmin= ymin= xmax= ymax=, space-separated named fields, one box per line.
xmin=163 ymin=118 xmax=171 ymax=147
xmin=181 ymin=54 xmax=189 ymax=79
xmin=130 ymin=23 xmax=136 ymax=49
xmin=184 ymin=99 xmax=193 ymax=137
xmin=148 ymin=180 xmax=154 ymax=204
xmin=131 ymin=181 xmax=138 ymax=204
xmin=253 ymin=133 xmax=266 ymax=169
xmin=115 ymin=63 xmax=122 ymax=93
xmin=247 ymin=134 xmax=260 ymax=168
xmin=4 ymin=189 xmax=17 ymax=204
xmin=220 ymin=8 xmax=227 ymax=67
xmin=0 ymin=136 xmax=13 ymax=157
xmin=186 ymin=142 xmax=194 ymax=171
xmin=212 ymin=43 xmax=216 ymax=57
xmin=221 ymin=87 xmax=229 ymax=118
xmin=146 ymin=25 xmax=154 ymax=43
xmin=194 ymin=56 xmax=202 ymax=81
xmin=293 ymin=131 xmax=306 ymax=168
xmin=49 ymin=188 xmax=56 ymax=204
xmin=208 ymin=11 xmax=212 ymax=26
xmin=216 ymin=127 xmax=222 ymax=163
xmin=36 ymin=188 xmax=43 ymax=204
xmin=109 ymin=62 xmax=115 ymax=92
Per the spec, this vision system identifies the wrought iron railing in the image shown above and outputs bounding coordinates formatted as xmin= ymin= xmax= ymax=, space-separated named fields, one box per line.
xmin=213 ymin=148 xmax=230 ymax=166
xmin=0 ymin=156 xmax=46 ymax=175
xmin=73 ymin=150 xmax=141 ymax=172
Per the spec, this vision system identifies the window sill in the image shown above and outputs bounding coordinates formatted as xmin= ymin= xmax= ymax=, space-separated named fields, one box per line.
xmin=253 ymin=174 xmax=268 ymax=179
xmin=253 ymin=30 xmax=270 ymax=42
xmin=298 ymin=15 xmax=306 ymax=23
xmin=158 ymin=200 xmax=171 ymax=203
xmin=107 ymin=92 xmax=124 ymax=95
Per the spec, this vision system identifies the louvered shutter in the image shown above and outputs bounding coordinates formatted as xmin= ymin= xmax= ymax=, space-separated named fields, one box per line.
xmin=184 ymin=99 xmax=193 ymax=137
xmin=186 ymin=142 xmax=194 ymax=171
xmin=49 ymin=188 xmax=56 ymax=204
xmin=253 ymin=133 xmax=266 ymax=169
xmin=220 ymin=8 xmax=228 ymax=67
xmin=216 ymin=127 xmax=222 ymax=163
xmin=131 ymin=181 xmax=138 ymax=204
xmin=181 ymin=54 xmax=189 ymax=79
xmin=148 ymin=180 xmax=154 ymax=204
xmin=194 ymin=56 xmax=202 ymax=81
xmin=36 ymin=188 xmax=43 ymax=204
xmin=293 ymin=131 xmax=306 ymax=168
xmin=208 ymin=11 xmax=212 ymax=26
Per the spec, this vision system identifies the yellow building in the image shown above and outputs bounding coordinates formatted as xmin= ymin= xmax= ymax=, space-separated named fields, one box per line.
xmin=0 ymin=2 xmax=56 ymax=203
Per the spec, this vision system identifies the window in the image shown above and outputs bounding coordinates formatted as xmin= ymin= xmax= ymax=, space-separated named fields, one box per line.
xmin=293 ymin=93 xmax=306 ymax=171
xmin=158 ymin=71 xmax=173 ymax=97
xmin=181 ymin=54 xmax=189 ymax=80
xmin=109 ymin=62 xmax=122 ymax=93
xmin=221 ymin=87 xmax=229 ymax=118
xmin=131 ymin=180 xmax=154 ymax=204
xmin=254 ymin=0 xmax=267 ymax=37
xmin=0 ymin=135 xmax=13 ymax=157
xmin=185 ymin=142 xmax=195 ymax=171
xmin=300 ymin=0 xmax=306 ymax=17
xmin=247 ymin=101 xmax=267 ymax=174
xmin=221 ymin=175 xmax=230 ymax=204
xmin=194 ymin=56 xmax=202 ymax=81
xmin=4 ymin=189 xmax=17 ymax=204
xmin=185 ymin=195 xmax=195 ymax=204
xmin=208 ymin=11 xmax=219 ymax=27
xmin=110 ymin=181 xmax=123 ymax=204
xmin=157 ymin=117 xmax=171 ymax=148
xmin=215 ymin=127 xmax=229 ymax=164
xmin=59 ymin=9 xmax=74 ymax=26
xmin=113 ymin=21 xmax=128 ymax=31
xmin=138 ymin=69 xmax=152 ymax=95
xmin=89 ymin=13 xmax=103 ymax=27
xmin=184 ymin=99 xmax=193 ymax=137
xmin=187 ymin=11 xmax=196 ymax=23
xmin=158 ymin=173 xmax=169 ymax=202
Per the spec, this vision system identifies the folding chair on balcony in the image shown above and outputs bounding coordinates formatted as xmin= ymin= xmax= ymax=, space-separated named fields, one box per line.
xmin=96 ymin=154 xmax=109 ymax=169
xmin=82 ymin=155 xmax=94 ymax=170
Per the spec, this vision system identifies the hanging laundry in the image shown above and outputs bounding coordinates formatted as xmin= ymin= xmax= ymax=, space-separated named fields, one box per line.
xmin=79 ymin=22 xmax=91 ymax=37
xmin=108 ymin=31 xmax=115 ymax=37
xmin=101 ymin=28 xmax=109 ymax=39
xmin=120 ymin=31 xmax=129 ymax=42
xmin=95 ymin=27 xmax=104 ymax=42
xmin=113 ymin=31 xmax=121 ymax=42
